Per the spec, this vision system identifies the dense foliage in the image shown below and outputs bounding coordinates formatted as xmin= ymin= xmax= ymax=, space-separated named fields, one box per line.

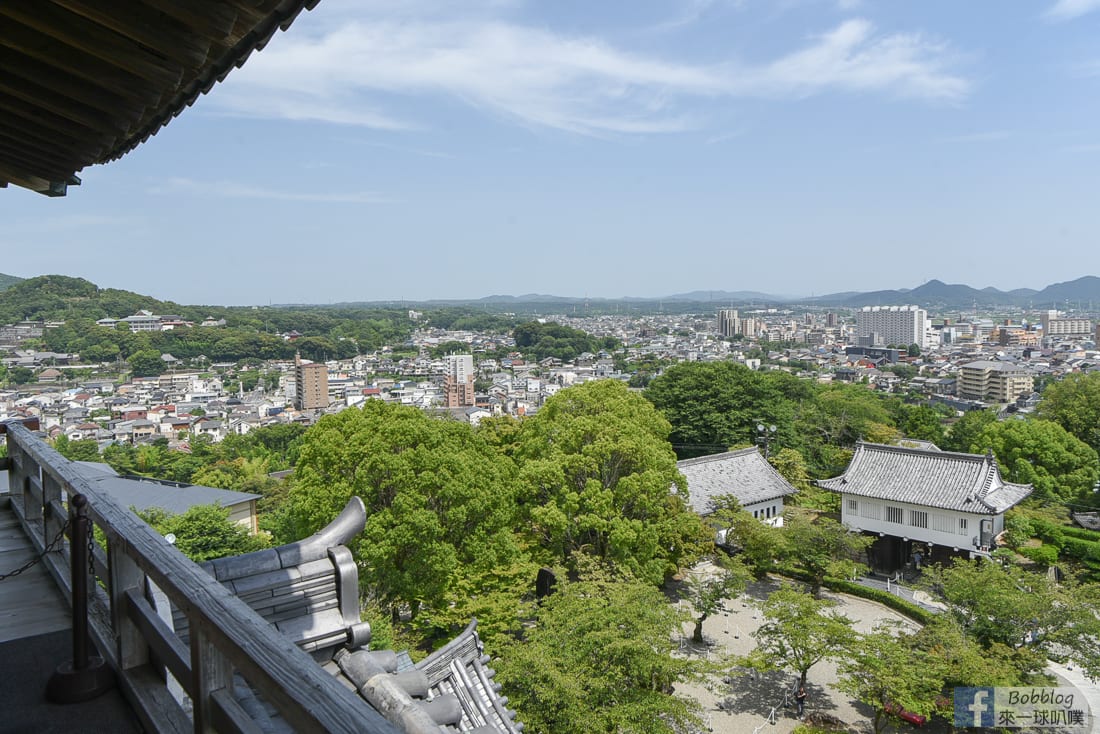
xmin=512 ymin=321 xmax=618 ymax=362
xmin=495 ymin=561 xmax=706 ymax=734
xmin=0 ymin=274 xmax=415 ymax=363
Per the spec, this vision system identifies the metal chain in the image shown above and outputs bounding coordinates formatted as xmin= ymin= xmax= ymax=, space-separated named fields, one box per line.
xmin=87 ymin=515 xmax=97 ymax=582
xmin=0 ymin=516 xmax=71 ymax=582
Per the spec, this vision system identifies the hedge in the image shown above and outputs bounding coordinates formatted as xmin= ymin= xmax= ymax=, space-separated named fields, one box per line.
xmin=773 ymin=565 xmax=935 ymax=625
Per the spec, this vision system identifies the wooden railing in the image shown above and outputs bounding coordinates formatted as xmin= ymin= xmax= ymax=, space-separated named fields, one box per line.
xmin=2 ymin=423 xmax=399 ymax=734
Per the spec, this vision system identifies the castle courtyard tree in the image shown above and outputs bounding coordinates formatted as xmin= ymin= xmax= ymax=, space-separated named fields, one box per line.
xmin=510 ymin=380 xmax=708 ymax=585
xmin=286 ymin=401 xmax=524 ymax=624
xmin=745 ymin=586 xmax=855 ymax=687
xmin=495 ymin=561 xmax=705 ymax=734
xmin=834 ymin=624 xmax=945 ymax=734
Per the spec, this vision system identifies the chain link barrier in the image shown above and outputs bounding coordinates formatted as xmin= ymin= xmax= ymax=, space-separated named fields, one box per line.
xmin=0 ymin=516 xmax=71 ymax=581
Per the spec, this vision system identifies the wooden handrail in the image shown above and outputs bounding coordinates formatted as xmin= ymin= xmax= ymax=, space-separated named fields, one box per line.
xmin=4 ymin=424 xmax=398 ymax=734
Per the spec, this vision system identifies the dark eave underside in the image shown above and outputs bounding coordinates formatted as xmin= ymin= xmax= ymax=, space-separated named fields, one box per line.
xmin=0 ymin=0 xmax=319 ymax=196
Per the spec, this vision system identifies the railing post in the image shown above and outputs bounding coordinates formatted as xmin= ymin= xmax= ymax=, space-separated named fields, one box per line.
xmin=109 ymin=539 xmax=149 ymax=671
xmin=46 ymin=494 xmax=115 ymax=703
xmin=191 ymin=625 xmax=233 ymax=733
xmin=42 ymin=472 xmax=64 ymax=562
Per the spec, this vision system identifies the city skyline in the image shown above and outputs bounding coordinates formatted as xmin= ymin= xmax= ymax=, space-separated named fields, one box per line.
xmin=2 ymin=1 xmax=1099 ymax=306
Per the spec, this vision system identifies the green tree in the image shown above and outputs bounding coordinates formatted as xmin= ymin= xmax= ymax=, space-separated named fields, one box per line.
xmin=770 ymin=447 xmax=838 ymax=512
xmin=834 ymin=624 xmax=945 ymax=734
xmin=942 ymin=408 xmax=998 ymax=453
xmin=682 ymin=563 xmax=749 ymax=643
xmin=645 ymin=362 xmax=813 ymax=459
xmin=1037 ymin=372 xmax=1100 ymax=454
xmin=510 ymin=380 xmax=708 ymax=585
xmin=9 ymin=366 xmax=34 ymax=385
xmin=782 ymin=509 xmax=872 ymax=596
xmin=745 ymin=586 xmax=855 ymax=686
xmin=139 ymin=504 xmax=267 ymax=562
xmin=971 ymin=418 xmax=1099 ymax=502
xmin=926 ymin=558 xmax=1100 ymax=678
xmin=896 ymin=404 xmax=947 ymax=446
xmin=286 ymin=401 xmax=523 ymax=626
xmin=128 ymin=348 xmax=165 ymax=377
xmin=53 ymin=435 xmax=101 ymax=461
xmin=907 ymin=343 xmax=921 ymax=357
xmin=495 ymin=562 xmax=705 ymax=734
xmin=706 ymin=495 xmax=786 ymax=578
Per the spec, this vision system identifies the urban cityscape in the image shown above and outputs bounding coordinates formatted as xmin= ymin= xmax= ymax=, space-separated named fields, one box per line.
xmin=2 ymin=2 xmax=1100 ymax=734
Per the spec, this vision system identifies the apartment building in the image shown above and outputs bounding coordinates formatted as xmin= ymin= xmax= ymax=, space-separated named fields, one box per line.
xmin=957 ymin=360 xmax=1034 ymax=403
xmin=855 ymin=305 xmax=928 ymax=349
xmin=443 ymin=353 xmax=476 ymax=408
xmin=294 ymin=352 xmax=329 ymax=411
xmin=1040 ymin=310 xmax=1093 ymax=341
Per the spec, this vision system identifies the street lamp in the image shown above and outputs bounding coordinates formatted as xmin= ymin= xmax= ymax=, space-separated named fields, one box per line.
xmin=756 ymin=423 xmax=777 ymax=458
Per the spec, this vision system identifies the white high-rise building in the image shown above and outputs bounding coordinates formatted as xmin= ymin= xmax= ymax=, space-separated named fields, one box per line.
xmin=855 ymin=305 xmax=928 ymax=349
xmin=443 ymin=354 xmax=475 ymax=407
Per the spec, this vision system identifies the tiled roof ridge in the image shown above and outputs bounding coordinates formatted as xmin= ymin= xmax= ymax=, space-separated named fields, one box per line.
xmin=676 ymin=446 xmax=760 ymax=467
xmin=853 ymin=441 xmax=991 ymax=463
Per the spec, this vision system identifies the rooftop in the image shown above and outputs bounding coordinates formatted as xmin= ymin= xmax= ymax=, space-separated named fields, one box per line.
xmin=817 ymin=442 xmax=1032 ymax=514
xmin=677 ymin=447 xmax=798 ymax=513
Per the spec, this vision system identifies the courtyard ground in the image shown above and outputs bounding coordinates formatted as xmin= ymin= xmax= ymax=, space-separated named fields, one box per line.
xmin=669 ymin=564 xmax=1095 ymax=734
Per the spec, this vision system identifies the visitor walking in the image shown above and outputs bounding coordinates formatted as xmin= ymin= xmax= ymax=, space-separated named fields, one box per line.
xmin=795 ymin=685 xmax=807 ymax=717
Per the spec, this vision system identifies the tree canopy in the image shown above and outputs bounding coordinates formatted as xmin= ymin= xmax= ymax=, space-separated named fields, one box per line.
xmin=1037 ymin=372 xmax=1100 ymax=455
xmin=286 ymin=400 xmax=525 ymax=629
xmin=970 ymin=418 xmax=1099 ymax=503
xmin=495 ymin=561 xmax=705 ymax=734
xmin=506 ymin=379 xmax=708 ymax=585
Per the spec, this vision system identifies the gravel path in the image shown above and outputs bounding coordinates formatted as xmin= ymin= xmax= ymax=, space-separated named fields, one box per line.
xmin=671 ymin=568 xmax=931 ymax=734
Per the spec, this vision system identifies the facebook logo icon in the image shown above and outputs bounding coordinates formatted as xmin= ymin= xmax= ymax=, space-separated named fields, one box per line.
xmin=955 ymin=688 xmax=996 ymax=727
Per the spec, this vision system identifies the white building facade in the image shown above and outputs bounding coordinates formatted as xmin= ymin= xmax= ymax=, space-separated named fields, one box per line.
xmin=818 ymin=443 xmax=1031 ymax=572
xmin=855 ymin=305 xmax=928 ymax=349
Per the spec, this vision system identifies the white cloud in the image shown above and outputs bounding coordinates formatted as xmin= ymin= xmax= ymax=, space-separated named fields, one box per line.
xmin=156 ymin=178 xmax=392 ymax=203
xmin=1045 ymin=0 xmax=1100 ymax=20
xmin=220 ymin=15 xmax=969 ymax=135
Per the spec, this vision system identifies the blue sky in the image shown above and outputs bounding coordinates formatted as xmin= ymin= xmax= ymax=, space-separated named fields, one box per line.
xmin=4 ymin=0 xmax=1100 ymax=306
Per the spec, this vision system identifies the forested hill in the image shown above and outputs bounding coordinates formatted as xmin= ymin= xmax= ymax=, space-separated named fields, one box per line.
xmin=0 ymin=274 xmax=194 ymax=324
xmin=0 ymin=272 xmax=24 ymax=292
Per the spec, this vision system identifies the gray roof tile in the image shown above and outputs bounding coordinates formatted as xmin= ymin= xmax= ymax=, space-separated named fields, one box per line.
xmin=817 ymin=442 xmax=1032 ymax=513
xmin=677 ymin=447 xmax=797 ymax=514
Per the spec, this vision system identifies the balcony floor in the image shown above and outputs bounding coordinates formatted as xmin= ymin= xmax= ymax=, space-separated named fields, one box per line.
xmin=0 ymin=488 xmax=143 ymax=734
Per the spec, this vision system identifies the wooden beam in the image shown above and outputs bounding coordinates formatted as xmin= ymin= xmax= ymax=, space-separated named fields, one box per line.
xmin=0 ymin=4 xmax=184 ymax=90
xmin=0 ymin=46 xmax=145 ymax=117
xmin=49 ymin=0 xmax=214 ymax=71
xmin=0 ymin=91 xmax=117 ymax=150
xmin=0 ymin=137 xmax=77 ymax=179
xmin=0 ymin=24 xmax=165 ymax=105
xmin=136 ymin=0 xmax=240 ymax=42
xmin=0 ymin=75 xmax=121 ymax=135
xmin=0 ymin=138 xmax=78 ymax=182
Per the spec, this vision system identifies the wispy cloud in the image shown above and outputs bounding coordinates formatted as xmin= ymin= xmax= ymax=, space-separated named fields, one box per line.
xmin=1044 ymin=0 xmax=1100 ymax=21
xmin=1073 ymin=59 xmax=1100 ymax=77
xmin=1062 ymin=142 xmax=1100 ymax=153
xmin=939 ymin=130 xmax=1011 ymax=143
xmin=9 ymin=214 xmax=143 ymax=233
xmin=219 ymin=12 xmax=969 ymax=136
xmin=156 ymin=178 xmax=393 ymax=203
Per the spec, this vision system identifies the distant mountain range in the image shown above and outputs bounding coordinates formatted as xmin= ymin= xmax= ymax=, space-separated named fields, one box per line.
xmin=796 ymin=277 xmax=1100 ymax=309
xmin=0 ymin=272 xmax=23 ymax=292
xmin=472 ymin=277 xmax=1100 ymax=309
xmin=5 ymin=272 xmax=1100 ymax=311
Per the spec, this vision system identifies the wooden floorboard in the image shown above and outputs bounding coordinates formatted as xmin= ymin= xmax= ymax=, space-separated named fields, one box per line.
xmin=0 ymin=502 xmax=71 ymax=643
